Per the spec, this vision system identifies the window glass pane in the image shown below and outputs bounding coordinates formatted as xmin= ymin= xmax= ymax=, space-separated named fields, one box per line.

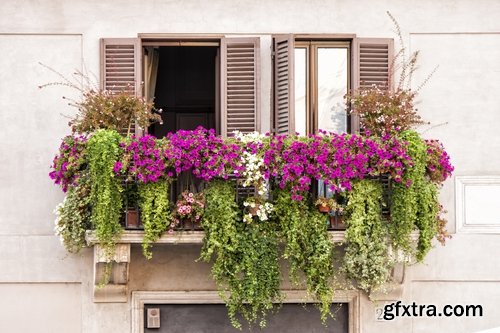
xmin=317 ymin=47 xmax=348 ymax=134
xmin=294 ymin=48 xmax=307 ymax=136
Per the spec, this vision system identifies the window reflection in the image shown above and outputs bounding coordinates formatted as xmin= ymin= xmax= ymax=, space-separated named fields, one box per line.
xmin=317 ymin=48 xmax=348 ymax=134
xmin=294 ymin=48 xmax=307 ymax=136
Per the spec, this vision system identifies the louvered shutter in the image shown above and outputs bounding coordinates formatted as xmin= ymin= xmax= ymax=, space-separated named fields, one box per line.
xmin=221 ymin=37 xmax=260 ymax=137
xmin=273 ymin=35 xmax=295 ymax=135
xmin=351 ymin=38 xmax=394 ymax=132
xmin=100 ymin=38 xmax=142 ymax=135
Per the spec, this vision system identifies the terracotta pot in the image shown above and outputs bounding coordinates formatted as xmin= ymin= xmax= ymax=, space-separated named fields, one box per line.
xmin=125 ymin=209 xmax=140 ymax=229
xmin=317 ymin=204 xmax=330 ymax=213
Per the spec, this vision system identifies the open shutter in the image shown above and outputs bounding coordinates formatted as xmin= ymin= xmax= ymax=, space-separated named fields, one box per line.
xmin=351 ymin=38 xmax=394 ymax=132
xmin=100 ymin=38 xmax=141 ymax=95
xmin=221 ymin=37 xmax=260 ymax=137
xmin=273 ymin=35 xmax=295 ymax=135
xmin=100 ymin=38 xmax=142 ymax=135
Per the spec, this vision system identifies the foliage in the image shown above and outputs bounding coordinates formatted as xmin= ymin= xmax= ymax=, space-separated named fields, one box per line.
xmin=172 ymin=190 xmax=205 ymax=226
xmin=242 ymin=196 xmax=274 ymax=224
xmin=390 ymin=130 xmax=450 ymax=260
xmin=263 ymin=131 xmax=411 ymax=199
xmin=415 ymin=180 xmax=440 ymax=261
xmin=54 ymin=171 xmax=91 ymax=253
xmin=389 ymin=130 xmax=426 ymax=253
xmin=70 ymin=88 xmax=161 ymax=136
xmin=425 ymin=139 xmax=454 ymax=183
xmin=38 ymin=64 xmax=162 ymax=137
xmin=273 ymin=189 xmax=335 ymax=323
xmin=164 ymin=128 xmax=244 ymax=181
xmin=343 ymin=180 xmax=390 ymax=293
xmin=87 ymin=129 xmax=123 ymax=264
xmin=49 ymin=134 xmax=88 ymax=192
xmin=115 ymin=134 xmax=172 ymax=182
xmin=138 ymin=180 xmax=173 ymax=259
xmin=347 ymin=86 xmax=425 ymax=136
xmin=200 ymin=181 xmax=281 ymax=329
xmin=315 ymin=196 xmax=344 ymax=213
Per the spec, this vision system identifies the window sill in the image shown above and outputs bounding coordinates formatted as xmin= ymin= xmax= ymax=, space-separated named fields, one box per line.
xmin=85 ymin=230 xmax=348 ymax=245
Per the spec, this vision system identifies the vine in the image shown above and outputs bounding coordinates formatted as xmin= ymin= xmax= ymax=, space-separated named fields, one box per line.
xmin=414 ymin=180 xmax=440 ymax=260
xmin=389 ymin=130 xmax=426 ymax=253
xmin=343 ymin=180 xmax=390 ymax=293
xmin=54 ymin=170 xmax=91 ymax=253
xmin=390 ymin=130 xmax=442 ymax=261
xmin=200 ymin=180 xmax=281 ymax=329
xmin=272 ymin=189 xmax=335 ymax=323
xmin=87 ymin=129 xmax=123 ymax=266
xmin=138 ymin=180 xmax=172 ymax=259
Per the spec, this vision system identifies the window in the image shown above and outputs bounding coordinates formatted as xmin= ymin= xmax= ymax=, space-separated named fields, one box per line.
xmin=294 ymin=41 xmax=349 ymax=135
xmin=273 ymin=35 xmax=393 ymax=135
xmin=100 ymin=36 xmax=261 ymax=137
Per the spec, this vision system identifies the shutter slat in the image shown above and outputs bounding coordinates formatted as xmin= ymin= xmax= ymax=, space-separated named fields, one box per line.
xmin=356 ymin=39 xmax=393 ymax=89
xmin=351 ymin=38 xmax=394 ymax=133
xmin=100 ymin=38 xmax=141 ymax=136
xmin=221 ymin=38 xmax=260 ymax=136
xmin=273 ymin=35 xmax=295 ymax=135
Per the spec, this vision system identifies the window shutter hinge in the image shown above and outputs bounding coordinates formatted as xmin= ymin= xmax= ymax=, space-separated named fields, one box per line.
xmin=271 ymin=51 xmax=275 ymax=60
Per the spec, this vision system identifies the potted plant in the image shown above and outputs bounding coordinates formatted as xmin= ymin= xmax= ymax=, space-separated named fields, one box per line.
xmin=315 ymin=197 xmax=343 ymax=214
xmin=242 ymin=196 xmax=273 ymax=224
xmin=123 ymin=180 xmax=140 ymax=229
xmin=172 ymin=191 xmax=205 ymax=230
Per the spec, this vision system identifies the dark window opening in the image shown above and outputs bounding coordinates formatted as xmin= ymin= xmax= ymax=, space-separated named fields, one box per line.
xmin=144 ymin=303 xmax=348 ymax=333
xmin=149 ymin=46 xmax=219 ymax=138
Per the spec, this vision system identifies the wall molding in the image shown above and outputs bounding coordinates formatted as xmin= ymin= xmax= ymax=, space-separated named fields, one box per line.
xmin=456 ymin=176 xmax=500 ymax=233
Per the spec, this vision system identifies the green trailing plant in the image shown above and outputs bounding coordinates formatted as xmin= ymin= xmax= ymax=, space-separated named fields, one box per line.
xmin=87 ymin=129 xmax=123 ymax=264
xmin=390 ymin=130 xmax=443 ymax=261
xmin=389 ymin=130 xmax=426 ymax=253
xmin=138 ymin=180 xmax=172 ymax=259
xmin=273 ymin=189 xmax=335 ymax=323
xmin=200 ymin=181 xmax=281 ymax=329
xmin=415 ymin=180 xmax=440 ymax=261
xmin=343 ymin=180 xmax=390 ymax=293
xmin=54 ymin=170 xmax=91 ymax=253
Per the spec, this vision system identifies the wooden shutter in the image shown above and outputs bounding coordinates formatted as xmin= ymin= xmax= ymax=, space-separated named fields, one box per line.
xmin=221 ymin=37 xmax=260 ymax=137
xmin=100 ymin=38 xmax=142 ymax=135
xmin=351 ymin=38 xmax=394 ymax=132
xmin=100 ymin=38 xmax=141 ymax=94
xmin=273 ymin=35 xmax=295 ymax=135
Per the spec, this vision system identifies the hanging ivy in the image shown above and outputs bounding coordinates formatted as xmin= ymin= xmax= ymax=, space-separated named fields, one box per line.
xmin=138 ymin=179 xmax=172 ymax=259
xmin=87 ymin=129 xmax=123 ymax=264
xmin=390 ymin=130 xmax=441 ymax=261
xmin=54 ymin=170 xmax=92 ymax=253
xmin=272 ymin=189 xmax=335 ymax=323
xmin=343 ymin=179 xmax=390 ymax=293
xmin=415 ymin=181 xmax=440 ymax=261
xmin=200 ymin=180 xmax=281 ymax=329
xmin=389 ymin=130 xmax=426 ymax=253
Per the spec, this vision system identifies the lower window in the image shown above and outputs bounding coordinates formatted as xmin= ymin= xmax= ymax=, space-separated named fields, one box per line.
xmin=144 ymin=303 xmax=348 ymax=332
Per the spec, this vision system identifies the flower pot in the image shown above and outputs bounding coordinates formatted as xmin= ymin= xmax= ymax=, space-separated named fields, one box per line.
xmin=125 ymin=209 xmax=140 ymax=229
xmin=317 ymin=205 xmax=330 ymax=213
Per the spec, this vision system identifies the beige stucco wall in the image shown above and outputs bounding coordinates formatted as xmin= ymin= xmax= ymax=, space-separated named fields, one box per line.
xmin=1 ymin=0 xmax=500 ymax=332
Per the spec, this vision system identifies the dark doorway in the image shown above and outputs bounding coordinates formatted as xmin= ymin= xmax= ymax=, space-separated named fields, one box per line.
xmin=144 ymin=303 xmax=348 ymax=333
xmin=149 ymin=46 xmax=218 ymax=138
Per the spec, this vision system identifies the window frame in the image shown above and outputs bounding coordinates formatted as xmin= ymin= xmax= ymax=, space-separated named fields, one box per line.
xmin=294 ymin=39 xmax=351 ymax=135
xmin=101 ymin=34 xmax=260 ymax=138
